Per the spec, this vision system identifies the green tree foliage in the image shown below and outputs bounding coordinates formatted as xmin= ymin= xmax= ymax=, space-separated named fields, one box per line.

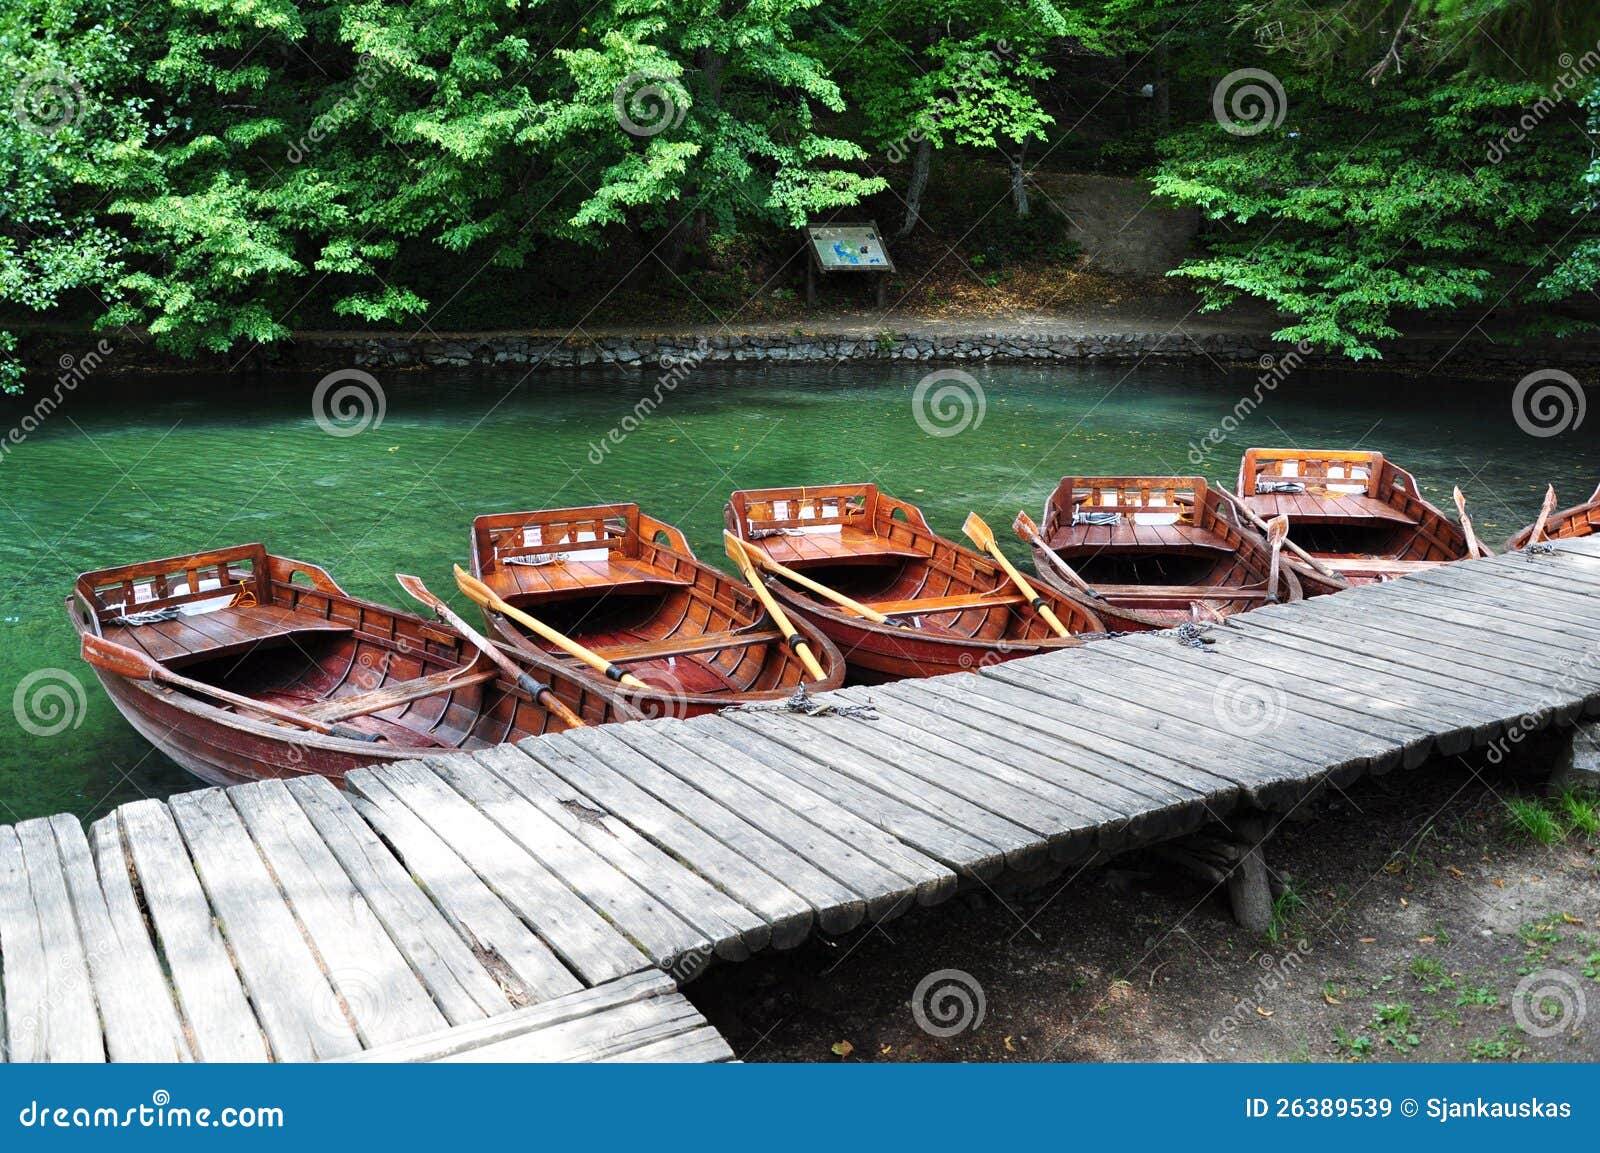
xmin=2 ymin=0 xmax=1599 ymax=386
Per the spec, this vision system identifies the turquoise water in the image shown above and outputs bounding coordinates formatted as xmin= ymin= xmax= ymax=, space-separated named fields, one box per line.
xmin=0 ymin=361 xmax=1589 ymax=822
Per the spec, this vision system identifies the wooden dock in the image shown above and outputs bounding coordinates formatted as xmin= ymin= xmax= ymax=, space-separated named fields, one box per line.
xmin=4 ymin=538 xmax=1599 ymax=1062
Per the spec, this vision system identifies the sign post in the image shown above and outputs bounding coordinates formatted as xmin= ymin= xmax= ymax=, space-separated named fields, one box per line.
xmin=803 ymin=222 xmax=895 ymax=307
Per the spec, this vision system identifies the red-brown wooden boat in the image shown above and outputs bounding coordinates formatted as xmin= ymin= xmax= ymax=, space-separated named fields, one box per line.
xmin=70 ymin=544 xmax=636 ymax=788
xmin=468 ymin=503 xmax=845 ymax=716
xmin=1506 ymin=482 xmax=1600 ymax=550
xmin=1029 ymin=475 xmax=1301 ymax=630
xmin=724 ymin=484 xmax=1104 ymax=682
xmin=1235 ymin=448 xmax=1482 ymax=594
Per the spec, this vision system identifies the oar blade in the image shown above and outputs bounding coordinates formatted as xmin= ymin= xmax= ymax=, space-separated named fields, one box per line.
xmin=1012 ymin=510 xmax=1040 ymax=542
xmin=1265 ymin=513 xmax=1289 ymax=547
xmin=395 ymin=573 xmax=439 ymax=609
xmin=81 ymin=633 xmax=157 ymax=680
xmin=962 ymin=511 xmax=995 ymax=551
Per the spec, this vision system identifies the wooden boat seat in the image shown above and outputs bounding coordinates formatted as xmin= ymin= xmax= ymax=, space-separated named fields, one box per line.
xmin=491 ymin=555 xmax=694 ymax=600
xmin=1315 ymin=556 xmax=1445 ymax=575
xmin=1243 ymin=492 xmax=1418 ymax=526
xmin=1046 ymin=521 xmax=1235 ymax=553
xmin=860 ymin=591 xmax=1024 ymax=617
xmin=300 ymin=667 xmax=497 ymax=722
xmin=592 ymin=627 xmax=783 ymax=664
xmin=103 ymin=604 xmax=352 ymax=667
xmin=751 ymin=527 xmax=923 ymax=569
xmin=1093 ymin=583 xmax=1276 ymax=601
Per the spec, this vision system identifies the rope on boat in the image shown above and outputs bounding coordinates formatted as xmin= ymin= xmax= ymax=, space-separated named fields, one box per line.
xmin=1256 ymin=480 xmax=1307 ymax=494
xmin=731 ymin=684 xmax=880 ymax=721
xmin=747 ymin=527 xmax=806 ymax=539
xmin=108 ymin=606 xmax=185 ymax=626
xmin=1071 ymin=510 xmax=1124 ymax=526
xmin=1524 ymin=543 xmax=1558 ymax=558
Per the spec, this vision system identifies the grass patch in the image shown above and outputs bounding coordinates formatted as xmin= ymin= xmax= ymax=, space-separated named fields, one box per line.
xmin=1268 ymin=884 xmax=1307 ymax=945
xmin=1503 ymin=797 xmax=1564 ymax=845
xmin=1556 ymin=789 xmax=1599 ymax=839
xmin=1455 ymin=984 xmax=1498 ymax=1008
xmin=1371 ymin=1003 xmax=1423 ymax=1050
xmin=1332 ymin=1025 xmax=1373 ymax=1060
xmin=1467 ymin=1028 xmax=1528 ymax=1062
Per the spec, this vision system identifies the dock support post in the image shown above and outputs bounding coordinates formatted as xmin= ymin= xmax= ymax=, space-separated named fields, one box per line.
xmin=1154 ymin=815 xmax=1275 ymax=934
xmin=1225 ymin=823 xmax=1273 ymax=936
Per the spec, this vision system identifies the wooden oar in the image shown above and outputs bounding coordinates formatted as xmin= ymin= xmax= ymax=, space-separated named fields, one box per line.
xmin=397 ymin=574 xmax=587 ymax=728
xmin=721 ymin=533 xmax=827 ymax=681
xmin=1217 ymin=490 xmax=1341 ymax=580
xmin=452 ymin=566 xmax=649 ymax=690
xmin=1264 ymin=513 xmax=1289 ymax=603
xmin=727 ymin=532 xmax=902 ymax=627
xmin=1452 ymin=487 xmax=1488 ymax=559
xmin=1011 ymin=510 xmax=1101 ymax=599
xmin=961 ymin=512 xmax=1071 ymax=638
xmin=1527 ymin=484 xmax=1558 ymax=545
xmin=81 ymin=633 xmax=383 ymax=742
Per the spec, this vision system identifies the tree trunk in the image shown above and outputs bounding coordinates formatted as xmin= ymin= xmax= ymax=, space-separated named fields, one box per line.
xmin=1008 ymin=146 xmax=1030 ymax=218
xmin=896 ymin=137 xmax=933 ymax=238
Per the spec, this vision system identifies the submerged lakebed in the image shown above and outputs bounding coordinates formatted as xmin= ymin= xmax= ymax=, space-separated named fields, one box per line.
xmin=0 ymin=360 xmax=1588 ymax=823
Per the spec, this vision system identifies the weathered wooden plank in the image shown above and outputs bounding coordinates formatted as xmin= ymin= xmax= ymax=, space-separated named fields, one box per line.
xmin=284 ymin=775 xmax=510 ymax=1024
xmin=606 ymin=721 xmax=925 ymax=923
xmin=839 ymin=680 xmax=1180 ymax=818
xmin=344 ymin=772 xmax=583 ymax=1004
xmin=337 ymin=970 xmax=720 ymax=1063
xmin=115 ymin=800 xmax=267 ymax=1061
xmin=1071 ymin=646 xmax=1407 ymax=777
xmin=1108 ymin=633 xmax=1441 ymax=768
xmin=877 ymin=673 xmax=1235 ymax=821
xmin=674 ymin=719 xmax=1008 ymax=880
xmin=51 ymin=815 xmax=188 ymax=1062
xmin=420 ymin=754 xmax=706 ymax=968
xmin=470 ymin=745 xmax=767 ymax=961
xmin=978 ymin=660 xmax=1333 ymax=807
xmin=602 ymin=1027 xmax=736 ymax=1062
xmin=0 ymin=825 xmax=48 ymax=1062
xmin=168 ymin=788 xmax=361 ymax=1060
xmin=352 ymin=762 xmax=648 ymax=985
xmin=659 ymin=722 xmax=957 ymax=906
xmin=714 ymin=710 xmax=1051 ymax=872
xmin=519 ymin=736 xmax=814 ymax=949
xmin=556 ymin=725 xmax=870 ymax=934
xmin=229 ymin=781 xmax=450 ymax=1047
xmin=12 ymin=820 xmax=102 ymax=1061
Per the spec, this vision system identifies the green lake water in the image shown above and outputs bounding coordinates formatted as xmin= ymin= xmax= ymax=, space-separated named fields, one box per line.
xmin=1 ymin=361 xmax=1590 ymax=823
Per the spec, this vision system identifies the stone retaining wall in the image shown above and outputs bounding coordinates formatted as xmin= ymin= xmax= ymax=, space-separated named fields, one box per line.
xmin=22 ymin=326 xmax=1600 ymax=377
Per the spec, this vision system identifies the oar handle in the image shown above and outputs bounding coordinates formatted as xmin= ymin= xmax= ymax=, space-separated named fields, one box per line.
xmin=729 ymin=534 xmax=896 ymax=626
xmin=399 ymin=573 xmax=588 ymax=728
xmin=723 ymin=533 xmax=829 ymax=681
xmin=1221 ymin=490 xmax=1340 ymax=579
xmin=454 ymin=566 xmax=649 ymax=690
xmin=964 ymin=515 xmax=1071 ymax=639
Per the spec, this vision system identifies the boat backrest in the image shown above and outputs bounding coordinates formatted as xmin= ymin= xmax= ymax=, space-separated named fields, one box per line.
xmin=473 ymin=505 xmax=643 ymax=573
xmin=74 ymin=544 xmax=275 ymax=623
xmin=1239 ymin=449 xmax=1384 ymax=497
xmin=1046 ymin=477 xmax=1208 ymax=533
xmin=727 ymin=485 xmax=879 ymax=538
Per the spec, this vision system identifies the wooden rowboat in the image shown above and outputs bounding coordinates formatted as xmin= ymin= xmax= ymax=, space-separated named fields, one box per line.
xmin=70 ymin=544 xmax=636 ymax=788
xmin=724 ymin=484 xmax=1104 ymax=682
xmin=1235 ymin=449 xmax=1482 ymax=594
xmin=1506 ymin=482 xmax=1600 ymax=550
xmin=468 ymin=503 xmax=845 ymax=716
xmin=1028 ymin=476 xmax=1301 ymax=630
